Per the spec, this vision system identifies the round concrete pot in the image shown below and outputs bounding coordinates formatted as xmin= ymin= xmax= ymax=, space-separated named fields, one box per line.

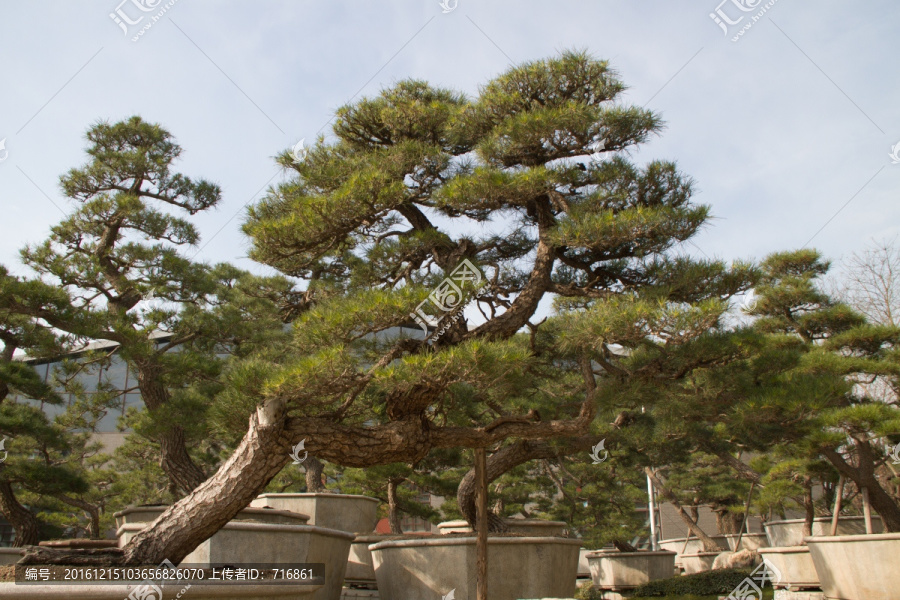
xmin=724 ymin=533 xmax=769 ymax=551
xmin=765 ymin=516 xmax=883 ymax=547
xmin=369 ymin=535 xmax=581 ymax=600
xmin=436 ymin=518 xmax=568 ymax=537
xmin=806 ymin=532 xmax=900 ymax=600
xmin=758 ymin=546 xmax=819 ymax=590
xmin=585 ymin=550 xmax=676 ymax=591
xmin=0 ymin=547 xmax=24 ymax=565
xmin=117 ymin=522 xmax=353 ymax=600
xmin=114 ymin=505 xmax=309 ymax=530
xmin=0 ymin=581 xmax=323 ymax=599
xmin=679 ymin=551 xmax=720 ymax=574
xmin=249 ymin=493 xmax=378 ymax=534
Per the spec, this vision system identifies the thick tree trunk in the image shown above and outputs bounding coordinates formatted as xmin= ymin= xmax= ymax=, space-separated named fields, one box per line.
xmin=713 ymin=507 xmax=744 ymax=535
xmin=0 ymin=478 xmax=40 ymax=547
xmin=137 ymin=366 xmax=206 ymax=495
xmin=387 ymin=477 xmax=403 ymax=534
xmin=304 ymin=457 xmax=326 ymax=493
xmin=823 ymin=441 xmax=900 ymax=532
xmin=802 ymin=481 xmax=815 ymax=537
xmin=645 ymin=468 xmax=725 ymax=552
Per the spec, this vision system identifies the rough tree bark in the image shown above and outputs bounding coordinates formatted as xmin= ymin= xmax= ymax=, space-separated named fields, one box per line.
xmin=387 ymin=477 xmax=403 ymax=534
xmin=0 ymin=478 xmax=40 ymax=547
xmin=645 ymin=468 xmax=725 ymax=552
xmin=304 ymin=457 xmax=326 ymax=493
xmin=136 ymin=365 xmax=206 ymax=495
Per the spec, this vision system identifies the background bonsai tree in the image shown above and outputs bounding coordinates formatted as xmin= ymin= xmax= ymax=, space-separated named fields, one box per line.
xmin=24 ymin=52 xmax=755 ymax=566
xmin=5 ymin=117 xmax=293 ymax=500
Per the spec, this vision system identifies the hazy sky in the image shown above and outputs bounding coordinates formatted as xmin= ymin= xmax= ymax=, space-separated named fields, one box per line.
xmin=2 ymin=0 xmax=898 ymax=281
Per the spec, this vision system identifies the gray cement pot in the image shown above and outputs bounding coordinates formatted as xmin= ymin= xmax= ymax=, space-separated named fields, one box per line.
xmin=679 ymin=551 xmax=720 ymax=574
xmin=758 ymin=546 xmax=820 ymax=590
xmin=0 ymin=547 xmax=23 ymax=565
xmin=369 ymin=536 xmax=581 ymax=600
xmin=658 ymin=535 xmax=729 ymax=566
xmin=249 ymin=493 xmax=378 ymax=534
xmin=806 ymin=533 xmax=900 ymax=600
xmin=345 ymin=534 xmax=394 ymax=584
xmin=765 ymin=516 xmax=883 ymax=547
xmin=117 ymin=522 xmax=353 ymax=600
xmin=0 ymin=581 xmax=323 ymax=599
xmin=725 ymin=533 xmax=769 ymax=551
xmin=585 ymin=550 xmax=676 ymax=591
xmin=437 ymin=518 xmax=568 ymax=537
xmin=577 ymin=548 xmax=597 ymax=578
xmin=114 ymin=505 xmax=309 ymax=530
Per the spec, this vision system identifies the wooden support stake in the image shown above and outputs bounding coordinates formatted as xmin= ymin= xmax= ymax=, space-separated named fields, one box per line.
xmin=475 ymin=447 xmax=488 ymax=600
xmin=862 ymin=486 xmax=873 ymax=534
xmin=736 ymin=481 xmax=756 ymax=550
xmin=830 ymin=476 xmax=845 ymax=536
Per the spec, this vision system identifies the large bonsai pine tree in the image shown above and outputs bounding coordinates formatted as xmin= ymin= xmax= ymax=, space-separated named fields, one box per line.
xmin=27 ymin=52 xmax=753 ymax=566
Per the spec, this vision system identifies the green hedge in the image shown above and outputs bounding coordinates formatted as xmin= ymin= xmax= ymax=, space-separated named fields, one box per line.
xmin=623 ymin=568 xmax=758 ymax=597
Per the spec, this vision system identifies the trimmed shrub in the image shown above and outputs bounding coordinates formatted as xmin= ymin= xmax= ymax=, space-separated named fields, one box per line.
xmin=625 ymin=568 xmax=758 ymax=597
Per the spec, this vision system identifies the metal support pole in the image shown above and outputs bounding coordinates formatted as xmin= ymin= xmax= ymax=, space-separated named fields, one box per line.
xmin=647 ymin=471 xmax=658 ymax=550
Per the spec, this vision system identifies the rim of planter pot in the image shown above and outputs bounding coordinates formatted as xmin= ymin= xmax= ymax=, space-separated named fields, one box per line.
xmin=659 ymin=535 xmax=727 ymax=543
xmin=680 ymin=551 xmax=723 ymax=557
xmin=438 ymin=519 xmax=567 ymax=527
xmin=584 ymin=550 xmax=676 ymax=558
xmin=353 ymin=533 xmax=398 ymax=543
xmin=254 ymin=492 xmax=379 ymax=503
xmin=758 ymin=546 xmax=811 ymax=555
xmin=117 ymin=521 xmax=356 ymax=540
xmin=723 ymin=533 xmax=766 ymax=537
xmin=766 ymin=515 xmax=876 ymax=527
xmin=113 ymin=505 xmax=311 ymax=522
xmin=805 ymin=532 xmax=900 ymax=544
xmin=369 ymin=536 xmax=583 ymax=551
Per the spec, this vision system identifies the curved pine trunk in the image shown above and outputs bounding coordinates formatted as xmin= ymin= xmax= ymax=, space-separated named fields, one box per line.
xmin=0 ymin=479 xmax=40 ymax=547
xmin=121 ymin=400 xmax=294 ymax=565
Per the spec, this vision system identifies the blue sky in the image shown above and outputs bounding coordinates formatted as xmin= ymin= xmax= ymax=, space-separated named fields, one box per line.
xmin=1 ymin=0 xmax=898 ymax=280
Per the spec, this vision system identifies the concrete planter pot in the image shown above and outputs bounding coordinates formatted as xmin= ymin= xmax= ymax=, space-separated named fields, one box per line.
xmin=437 ymin=518 xmax=568 ymax=537
xmin=117 ymin=522 xmax=353 ymax=600
xmin=585 ymin=550 xmax=676 ymax=591
xmin=806 ymin=533 xmax=900 ymax=600
xmin=249 ymin=493 xmax=378 ymax=534
xmin=577 ymin=548 xmax=597 ymax=578
xmin=0 ymin=581 xmax=324 ymax=599
xmin=725 ymin=533 xmax=769 ymax=551
xmin=765 ymin=516 xmax=883 ymax=547
xmin=658 ymin=536 xmax=729 ymax=567
xmin=114 ymin=505 xmax=309 ymax=530
xmin=758 ymin=546 xmax=820 ymax=590
xmin=679 ymin=551 xmax=720 ymax=574
xmin=369 ymin=536 xmax=581 ymax=600
xmin=345 ymin=534 xmax=394 ymax=585
xmin=0 ymin=547 xmax=24 ymax=565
